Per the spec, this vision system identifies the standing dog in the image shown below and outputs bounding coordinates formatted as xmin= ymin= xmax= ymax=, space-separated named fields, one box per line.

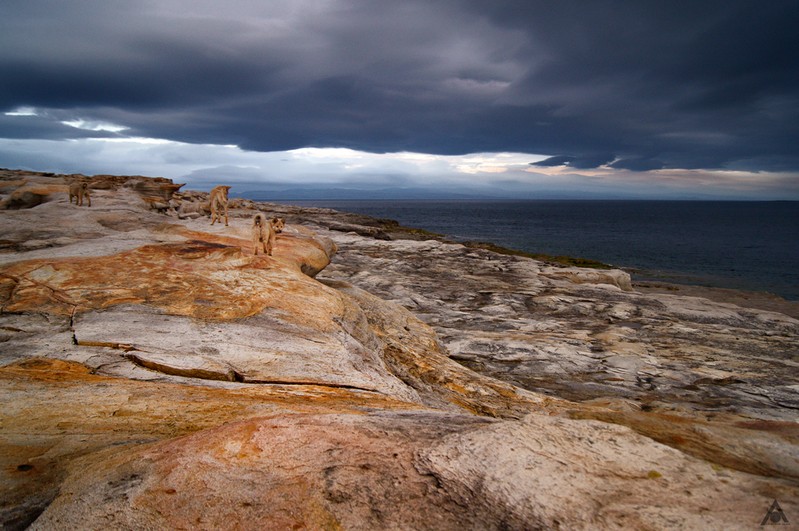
xmin=209 ymin=185 xmax=231 ymax=226
xmin=271 ymin=217 xmax=285 ymax=234
xmin=68 ymin=181 xmax=91 ymax=207
xmin=252 ymin=213 xmax=275 ymax=255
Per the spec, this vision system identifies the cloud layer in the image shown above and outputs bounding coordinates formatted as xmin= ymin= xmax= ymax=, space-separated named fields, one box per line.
xmin=1 ymin=0 xmax=798 ymax=197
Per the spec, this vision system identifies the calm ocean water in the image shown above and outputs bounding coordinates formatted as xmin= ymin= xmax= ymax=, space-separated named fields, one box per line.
xmin=288 ymin=200 xmax=799 ymax=300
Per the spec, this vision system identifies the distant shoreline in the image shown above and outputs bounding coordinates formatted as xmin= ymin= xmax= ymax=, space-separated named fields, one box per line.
xmin=455 ymin=237 xmax=799 ymax=319
xmin=459 ymin=240 xmax=799 ymax=320
xmin=247 ymin=193 xmax=799 ymax=203
xmin=287 ymin=198 xmax=799 ymax=304
xmin=632 ymin=280 xmax=799 ymax=319
xmin=297 ymin=202 xmax=799 ymax=320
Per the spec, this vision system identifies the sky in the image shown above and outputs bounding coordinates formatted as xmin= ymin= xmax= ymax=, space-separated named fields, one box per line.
xmin=1 ymin=0 xmax=798 ymax=199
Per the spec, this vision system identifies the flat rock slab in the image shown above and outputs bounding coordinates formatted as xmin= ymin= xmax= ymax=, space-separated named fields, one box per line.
xmin=316 ymin=229 xmax=799 ymax=419
xmin=0 ymin=358 xmax=420 ymax=529
xmin=29 ymin=411 xmax=798 ymax=530
xmin=74 ymin=305 xmax=418 ymax=400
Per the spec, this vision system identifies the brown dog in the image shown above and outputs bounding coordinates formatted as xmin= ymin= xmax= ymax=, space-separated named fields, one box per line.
xmin=209 ymin=185 xmax=231 ymax=226
xmin=68 ymin=181 xmax=91 ymax=207
xmin=252 ymin=213 xmax=275 ymax=255
xmin=270 ymin=217 xmax=285 ymax=234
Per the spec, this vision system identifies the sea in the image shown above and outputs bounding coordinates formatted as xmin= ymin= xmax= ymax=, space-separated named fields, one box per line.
xmin=285 ymin=200 xmax=799 ymax=301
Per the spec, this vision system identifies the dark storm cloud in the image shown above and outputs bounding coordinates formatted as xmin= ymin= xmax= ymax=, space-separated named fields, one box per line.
xmin=609 ymin=158 xmax=666 ymax=172
xmin=532 ymin=156 xmax=575 ymax=168
xmin=532 ymin=154 xmax=615 ymax=170
xmin=0 ymin=112 xmax=118 ymax=140
xmin=1 ymin=0 xmax=798 ymax=172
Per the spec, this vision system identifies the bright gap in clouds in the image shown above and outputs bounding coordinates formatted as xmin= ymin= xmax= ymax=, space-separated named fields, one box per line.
xmin=0 ymin=130 xmax=550 ymax=189
xmin=5 ymin=107 xmax=129 ymax=132
xmin=61 ymin=119 xmax=129 ymax=133
xmin=0 ymin=116 xmax=796 ymax=198
xmin=2 ymin=109 xmax=545 ymax=178
xmin=4 ymin=107 xmax=38 ymax=117
xmin=287 ymin=147 xmax=543 ymax=174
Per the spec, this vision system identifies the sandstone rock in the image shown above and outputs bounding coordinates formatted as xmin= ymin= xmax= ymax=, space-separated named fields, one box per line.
xmin=315 ymin=228 xmax=799 ymax=421
xmin=0 ymin=189 xmax=48 ymax=209
xmin=73 ymin=304 xmax=420 ymax=402
xmin=541 ymin=266 xmax=634 ymax=291
xmin=309 ymin=223 xmax=799 ymax=482
xmin=1 ymin=169 xmax=797 ymax=529
xmin=28 ymin=411 xmax=798 ymax=530
xmin=330 ymin=279 xmax=549 ymax=417
xmin=570 ymin=400 xmax=799 ymax=480
xmin=417 ymin=413 xmax=798 ymax=529
xmin=0 ymin=358 xmax=418 ymax=529
xmin=177 ymin=199 xmax=210 ymax=219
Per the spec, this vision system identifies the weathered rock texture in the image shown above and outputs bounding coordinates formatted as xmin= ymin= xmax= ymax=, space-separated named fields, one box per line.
xmin=1 ymin=169 xmax=797 ymax=530
xmin=314 ymin=232 xmax=799 ymax=416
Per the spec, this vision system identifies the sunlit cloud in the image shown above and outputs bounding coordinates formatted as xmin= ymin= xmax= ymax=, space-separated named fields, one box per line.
xmin=0 ymin=113 xmax=796 ymax=199
xmin=282 ymin=147 xmax=546 ymax=177
xmin=84 ymin=136 xmax=178 ymax=145
xmin=61 ymin=119 xmax=129 ymax=133
xmin=4 ymin=107 xmax=39 ymax=117
xmin=455 ymin=153 xmax=541 ymax=174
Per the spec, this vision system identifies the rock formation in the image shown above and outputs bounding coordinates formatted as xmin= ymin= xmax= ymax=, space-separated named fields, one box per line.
xmin=0 ymin=168 xmax=796 ymax=530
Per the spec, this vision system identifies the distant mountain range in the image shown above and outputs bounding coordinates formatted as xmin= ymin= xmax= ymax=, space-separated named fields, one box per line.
xmin=237 ymin=186 xmax=499 ymax=201
xmin=233 ymin=185 xmax=711 ymax=201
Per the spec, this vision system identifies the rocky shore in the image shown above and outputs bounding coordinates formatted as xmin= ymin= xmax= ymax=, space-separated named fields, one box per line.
xmin=1 ymin=169 xmax=797 ymax=530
